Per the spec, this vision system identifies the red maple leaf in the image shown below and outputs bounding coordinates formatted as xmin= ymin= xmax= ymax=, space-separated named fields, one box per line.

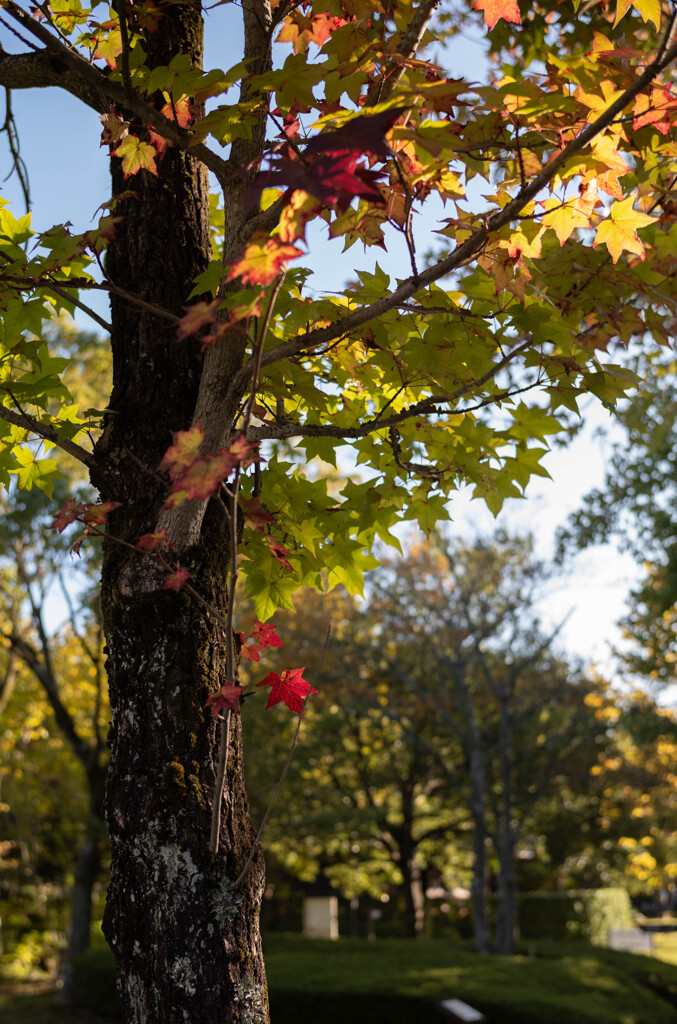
xmin=252 ymin=620 xmax=284 ymax=649
xmin=163 ymin=565 xmax=193 ymax=590
xmin=228 ymin=235 xmax=304 ymax=285
xmin=265 ymin=536 xmax=295 ymax=571
xmin=303 ymin=107 xmax=406 ymax=161
xmin=240 ymin=494 xmax=276 ymax=534
xmin=170 ymin=449 xmax=236 ymax=502
xmin=240 ymin=642 xmax=262 ymax=662
xmin=206 ymin=682 xmax=242 ymax=715
xmin=136 ymin=528 xmax=169 ymax=551
xmin=160 ymin=423 xmax=205 ymax=478
xmin=257 ymin=667 xmax=318 ymax=715
xmin=229 ymin=434 xmax=259 ymax=467
xmin=52 ymin=499 xmax=86 ymax=533
xmin=177 ymin=299 xmax=220 ymax=341
xmin=83 ymin=501 xmax=121 ymax=526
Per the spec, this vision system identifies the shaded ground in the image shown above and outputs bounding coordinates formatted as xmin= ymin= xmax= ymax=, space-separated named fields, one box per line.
xmin=0 ymin=980 xmax=116 ymax=1024
xmin=3 ymin=935 xmax=677 ymax=1024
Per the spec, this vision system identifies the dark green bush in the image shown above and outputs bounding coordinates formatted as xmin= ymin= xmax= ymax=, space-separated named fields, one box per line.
xmin=72 ymin=947 xmax=121 ymax=1018
xmin=519 ymin=889 xmax=634 ymax=944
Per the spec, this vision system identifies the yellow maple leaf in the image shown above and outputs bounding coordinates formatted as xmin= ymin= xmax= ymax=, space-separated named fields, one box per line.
xmin=593 ymin=195 xmax=655 ymax=263
xmin=114 ymin=136 xmax=158 ymax=179
xmin=614 ymin=0 xmax=661 ymax=30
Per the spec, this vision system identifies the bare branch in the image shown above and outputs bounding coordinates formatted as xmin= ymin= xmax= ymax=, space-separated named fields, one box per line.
xmin=44 ymin=281 xmax=112 ymax=333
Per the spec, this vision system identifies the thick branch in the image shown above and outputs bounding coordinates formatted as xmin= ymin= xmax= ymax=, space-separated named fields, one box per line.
xmin=0 ymin=46 xmax=107 ymax=111
xmin=1 ymin=1 xmax=234 ymax=184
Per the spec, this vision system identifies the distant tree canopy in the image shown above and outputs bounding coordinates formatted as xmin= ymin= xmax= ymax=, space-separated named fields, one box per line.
xmin=244 ymin=535 xmax=622 ymax=953
xmin=562 ymin=352 xmax=677 ymax=685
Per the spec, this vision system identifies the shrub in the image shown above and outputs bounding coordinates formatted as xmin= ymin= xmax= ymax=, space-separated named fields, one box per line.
xmin=520 ymin=889 xmax=634 ymax=944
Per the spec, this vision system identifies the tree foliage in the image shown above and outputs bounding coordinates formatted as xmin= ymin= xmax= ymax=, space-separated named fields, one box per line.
xmin=562 ymin=351 xmax=677 ymax=684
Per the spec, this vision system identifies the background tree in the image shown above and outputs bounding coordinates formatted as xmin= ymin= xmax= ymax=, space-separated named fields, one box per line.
xmin=246 ymin=536 xmax=607 ymax=955
xmin=561 ymin=351 xmax=677 ymax=686
xmin=0 ymin=1 xmax=677 ymax=1019
xmin=243 ymin=587 xmax=467 ymax=942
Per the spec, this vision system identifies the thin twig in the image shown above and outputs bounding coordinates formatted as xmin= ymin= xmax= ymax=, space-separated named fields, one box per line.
xmin=44 ymin=282 xmax=112 ymax=333
xmin=0 ymin=397 xmax=95 ymax=468
xmin=208 ymin=271 xmax=287 ymax=856
xmin=230 ymin=627 xmax=330 ymax=889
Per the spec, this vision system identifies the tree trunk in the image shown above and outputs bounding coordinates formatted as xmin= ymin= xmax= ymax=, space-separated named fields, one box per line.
xmin=495 ymin=693 xmax=517 ymax=956
xmin=59 ymin=762 xmax=107 ymax=1004
xmin=400 ymin=853 xmax=425 ymax=939
xmin=466 ymin=744 xmax=492 ymax=953
xmin=59 ymin=831 xmax=103 ymax=1003
xmin=93 ymin=8 xmax=268 ymax=1022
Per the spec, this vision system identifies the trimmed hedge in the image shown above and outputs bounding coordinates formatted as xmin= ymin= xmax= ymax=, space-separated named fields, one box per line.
xmin=519 ymin=889 xmax=634 ymax=944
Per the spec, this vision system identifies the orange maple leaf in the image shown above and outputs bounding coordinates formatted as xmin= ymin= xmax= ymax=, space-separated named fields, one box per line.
xmin=474 ymin=0 xmax=521 ymax=29
xmin=228 ymin=234 xmax=303 ymax=285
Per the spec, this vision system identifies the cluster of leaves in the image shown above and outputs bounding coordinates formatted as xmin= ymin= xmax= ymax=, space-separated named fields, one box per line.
xmin=4 ymin=0 xmax=677 ymax=630
xmin=206 ymin=620 xmax=316 ymax=716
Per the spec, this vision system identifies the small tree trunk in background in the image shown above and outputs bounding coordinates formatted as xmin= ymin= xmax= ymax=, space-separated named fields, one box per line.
xmin=400 ymin=853 xmax=425 ymax=939
xmin=467 ymin=743 xmax=492 ymax=953
xmin=496 ymin=694 xmax=517 ymax=956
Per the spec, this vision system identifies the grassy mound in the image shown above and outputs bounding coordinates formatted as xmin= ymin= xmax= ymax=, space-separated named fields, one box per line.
xmin=263 ymin=934 xmax=677 ymax=1024
xmin=3 ymin=934 xmax=677 ymax=1023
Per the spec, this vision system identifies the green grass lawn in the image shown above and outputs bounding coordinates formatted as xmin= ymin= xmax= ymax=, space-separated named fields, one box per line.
xmin=3 ymin=934 xmax=677 ymax=1024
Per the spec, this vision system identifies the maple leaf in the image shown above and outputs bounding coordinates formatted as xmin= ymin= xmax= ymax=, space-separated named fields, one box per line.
xmin=240 ymin=494 xmax=277 ymax=534
xmin=252 ymin=620 xmax=284 ymax=649
xmin=206 ymin=682 xmax=242 ymax=715
xmin=83 ymin=501 xmax=121 ymax=526
xmin=228 ymin=434 xmax=259 ymax=467
xmin=228 ymin=234 xmax=304 ymax=285
xmin=614 ymin=0 xmax=661 ymax=30
xmin=164 ymin=565 xmax=193 ymax=590
xmin=303 ymin=108 xmax=406 ymax=162
xmin=177 ymin=299 xmax=220 ymax=341
xmin=169 ymin=449 xmax=236 ymax=502
xmin=52 ymin=499 xmax=86 ymax=533
xmin=239 ymin=642 xmax=262 ymax=662
xmin=257 ymin=667 xmax=318 ymax=715
xmin=100 ymin=109 xmax=129 ymax=146
xmin=114 ymin=135 xmax=158 ymax=179
xmin=593 ymin=196 xmax=655 ymax=263
xmin=93 ymin=28 xmax=122 ymax=69
xmin=474 ymin=0 xmax=521 ymax=29
xmin=160 ymin=94 xmax=196 ymax=129
xmin=136 ymin=528 xmax=169 ymax=551
xmin=160 ymin=423 xmax=205 ymax=478
xmin=148 ymin=129 xmax=171 ymax=156
xmin=265 ymin=536 xmax=296 ymax=571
